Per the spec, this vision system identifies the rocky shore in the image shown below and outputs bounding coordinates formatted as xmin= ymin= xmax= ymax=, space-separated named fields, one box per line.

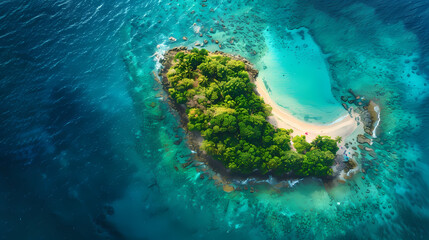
xmin=337 ymin=88 xmax=383 ymax=182
xmin=340 ymin=89 xmax=380 ymax=136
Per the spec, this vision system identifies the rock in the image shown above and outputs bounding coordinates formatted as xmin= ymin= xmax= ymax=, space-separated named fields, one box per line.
xmin=174 ymin=138 xmax=183 ymax=145
xmin=364 ymin=127 xmax=372 ymax=135
xmin=169 ymin=37 xmax=177 ymax=42
xmin=361 ymin=111 xmax=373 ymax=128
xmin=366 ymin=148 xmax=377 ymax=158
xmin=195 ymin=42 xmax=200 ymax=46
xmin=348 ymin=88 xmax=357 ymax=98
xmin=367 ymin=100 xmax=380 ymax=132
xmin=357 ymin=134 xmax=371 ymax=145
xmin=204 ymin=40 xmax=208 ymax=44
xmin=223 ymin=184 xmax=234 ymax=192
xmin=182 ymin=161 xmax=192 ymax=168
xmin=342 ymin=103 xmax=348 ymax=110
xmin=341 ymin=96 xmax=348 ymax=102
xmin=182 ymin=36 xmax=188 ymax=41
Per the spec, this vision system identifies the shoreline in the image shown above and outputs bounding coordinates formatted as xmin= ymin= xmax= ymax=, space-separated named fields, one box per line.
xmin=254 ymin=79 xmax=358 ymax=143
xmin=158 ymin=47 xmax=360 ymax=183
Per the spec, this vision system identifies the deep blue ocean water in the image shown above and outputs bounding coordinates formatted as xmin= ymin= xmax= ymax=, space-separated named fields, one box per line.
xmin=1 ymin=0 xmax=429 ymax=239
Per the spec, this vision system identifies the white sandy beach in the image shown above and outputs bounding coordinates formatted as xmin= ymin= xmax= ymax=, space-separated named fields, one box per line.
xmin=255 ymin=79 xmax=358 ymax=142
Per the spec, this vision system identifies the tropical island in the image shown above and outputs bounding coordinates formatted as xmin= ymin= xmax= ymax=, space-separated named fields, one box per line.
xmin=160 ymin=47 xmax=352 ymax=177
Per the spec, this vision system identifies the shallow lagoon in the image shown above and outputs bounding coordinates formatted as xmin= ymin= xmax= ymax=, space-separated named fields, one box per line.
xmin=258 ymin=27 xmax=346 ymax=124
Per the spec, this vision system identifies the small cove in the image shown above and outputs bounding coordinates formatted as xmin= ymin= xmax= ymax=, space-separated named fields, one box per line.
xmin=258 ymin=27 xmax=346 ymax=124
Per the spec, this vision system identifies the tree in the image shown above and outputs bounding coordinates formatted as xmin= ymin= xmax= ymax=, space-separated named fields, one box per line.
xmin=175 ymin=52 xmax=185 ymax=60
xmin=226 ymin=60 xmax=245 ymax=76
xmin=186 ymin=48 xmax=206 ymax=70
xmin=292 ymin=135 xmax=311 ymax=154
xmin=198 ymin=75 xmax=210 ymax=87
xmin=222 ymin=77 xmax=251 ymax=98
xmin=311 ymin=135 xmax=340 ymax=154
xmin=272 ymin=129 xmax=292 ymax=150
xmin=299 ymin=149 xmax=335 ymax=177
xmin=201 ymin=140 xmax=217 ymax=155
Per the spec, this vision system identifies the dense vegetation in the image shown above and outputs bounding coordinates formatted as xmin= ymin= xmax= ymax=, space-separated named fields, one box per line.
xmin=166 ymin=48 xmax=340 ymax=176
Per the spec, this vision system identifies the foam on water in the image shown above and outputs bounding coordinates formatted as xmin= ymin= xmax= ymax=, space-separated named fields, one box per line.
xmin=372 ymin=105 xmax=381 ymax=138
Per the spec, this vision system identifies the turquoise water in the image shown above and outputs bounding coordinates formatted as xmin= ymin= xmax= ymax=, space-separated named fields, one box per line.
xmin=1 ymin=0 xmax=429 ymax=239
xmin=258 ymin=27 xmax=346 ymax=123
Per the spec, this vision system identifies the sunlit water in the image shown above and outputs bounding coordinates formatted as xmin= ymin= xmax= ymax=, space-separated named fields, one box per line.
xmin=258 ymin=27 xmax=346 ymax=124
xmin=1 ymin=0 xmax=429 ymax=239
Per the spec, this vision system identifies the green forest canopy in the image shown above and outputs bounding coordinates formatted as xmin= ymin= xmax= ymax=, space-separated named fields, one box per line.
xmin=166 ymin=48 xmax=341 ymax=177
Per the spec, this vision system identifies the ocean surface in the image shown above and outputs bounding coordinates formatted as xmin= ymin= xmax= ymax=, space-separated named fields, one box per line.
xmin=1 ymin=0 xmax=429 ymax=239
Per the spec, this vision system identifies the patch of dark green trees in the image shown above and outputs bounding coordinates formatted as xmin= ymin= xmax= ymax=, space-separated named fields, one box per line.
xmin=166 ymin=48 xmax=341 ymax=177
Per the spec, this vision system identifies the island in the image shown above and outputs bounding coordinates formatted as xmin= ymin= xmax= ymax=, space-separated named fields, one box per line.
xmin=160 ymin=47 xmax=348 ymax=177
